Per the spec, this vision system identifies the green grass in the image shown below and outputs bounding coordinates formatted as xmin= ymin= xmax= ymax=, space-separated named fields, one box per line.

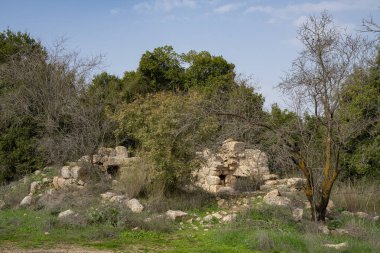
xmin=1 ymin=205 xmax=379 ymax=253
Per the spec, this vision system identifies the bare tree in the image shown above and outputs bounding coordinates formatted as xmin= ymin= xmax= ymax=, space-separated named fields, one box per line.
xmin=279 ymin=11 xmax=373 ymax=221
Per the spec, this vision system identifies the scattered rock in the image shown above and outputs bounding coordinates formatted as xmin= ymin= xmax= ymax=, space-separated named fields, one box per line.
xmin=318 ymin=225 xmax=330 ymax=235
xmin=292 ymin=208 xmax=303 ymax=222
xmin=217 ymin=198 xmax=226 ymax=207
xmin=286 ymin=178 xmax=305 ymax=190
xmin=342 ymin=211 xmax=353 ymax=216
xmin=100 ymin=192 xmax=117 ymax=200
xmin=324 ymin=242 xmax=348 ymax=250
xmin=222 ymin=213 xmax=237 ymax=222
xmin=34 ymin=170 xmax=41 ymax=176
xmin=30 ymin=181 xmax=41 ymax=194
xmin=331 ymin=228 xmax=349 ymax=236
xmin=203 ymin=214 xmax=213 ymax=222
xmin=61 ymin=166 xmax=71 ymax=179
xmin=110 ymin=195 xmax=127 ymax=203
xmin=166 ymin=210 xmax=188 ymax=221
xmin=355 ymin=212 xmax=369 ymax=219
xmin=71 ymin=166 xmax=86 ymax=180
xmin=212 ymin=212 xmax=223 ymax=220
xmin=20 ymin=196 xmax=32 ymax=207
xmin=373 ymin=216 xmax=379 ymax=221
xmin=58 ymin=209 xmax=75 ymax=219
xmin=127 ymin=199 xmax=144 ymax=213
xmin=263 ymin=189 xmax=291 ymax=206
xmin=42 ymin=178 xmax=50 ymax=184
xmin=218 ymin=186 xmax=234 ymax=194
xmin=262 ymin=174 xmax=278 ymax=181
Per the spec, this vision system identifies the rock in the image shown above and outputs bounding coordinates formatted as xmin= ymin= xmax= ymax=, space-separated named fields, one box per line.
xmin=58 ymin=209 xmax=75 ymax=219
xmin=30 ymin=181 xmax=41 ymax=194
xmin=203 ymin=214 xmax=213 ymax=222
xmin=100 ymin=192 xmax=116 ymax=200
xmin=20 ymin=196 xmax=32 ymax=207
xmin=286 ymin=178 xmax=305 ymax=190
xmin=61 ymin=166 xmax=71 ymax=179
xmin=206 ymin=176 xmax=221 ymax=185
xmin=218 ymin=186 xmax=235 ymax=194
xmin=263 ymin=189 xmax=291 ymax=206
xmin=318 ymin=225 xmax=330 ymax=235
xmin=115 ymin=146 xmax=129 ymax=157
xmin=212 ymin=212 xmax=223 ymax=220
xmin=52 ymin=176 xmax=59 ymax=189
xmin=217 ymin=199 xmax=226 ymax=207
xmin=127 ymin=199 xmax=144 ymax=213
xmin=57 ymin=177 xmax=66 ymax=188
xmin=222 ymin=213 xmax=237 ymax=222
xmin=34 ymin=170 xmax=41 ymax=176
xmin=110 ymin=195 xmax=127 ymax=203
xmin=222 ymin=140 xmax=245 ymax=154
xmin=324 ymin=242 xmax=348 ymax=250
xmin=292 ymin=208 xmax=303 ymax=222
xmin=0 ymin=199 xmax=5 ymax=209
xmin=71 ymin=166 xmax=86 ymax=180
xmin=209 ymin=185 xmax=222 ymax=193
xmin=262 ymin=174 xmax=279 ymax=181
xmin=166 ymin=210 xmax=188 ymax=221
xmin=77 ymin=180 xmax=85 ymax=186
xmin=342 ymin=211 xmax=353 ymax=216
xmin=373 ymin=216 xmax=379 ymax=221
xmin=327 ymin=200 xmax=335 ymax=211
xmin=42 ymin=178 xmax=50 ymax=184
xmin=355 ymin=212 xmax=369 ymax=219
xmin=331 ymin=228 xmax=349 ymax=236
xmin=264 ymin=180 xmax=278 ymax=186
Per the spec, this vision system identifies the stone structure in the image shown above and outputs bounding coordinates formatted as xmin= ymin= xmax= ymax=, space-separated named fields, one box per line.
xmin=193 ymin=139 xmax=270 ymax=193
xmin=52 ymin=146 xmax=135 ymax=190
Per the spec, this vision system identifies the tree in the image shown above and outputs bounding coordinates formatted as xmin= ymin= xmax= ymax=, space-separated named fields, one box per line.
xmin=279 ymin=11 xmax=373 ymax=221
xmin=137 ymin=45 xmax=184 ymax=93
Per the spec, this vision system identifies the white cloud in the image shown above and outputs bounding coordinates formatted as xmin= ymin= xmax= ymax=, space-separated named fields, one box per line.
xmin=133 ymin=0 xmax=197 ymax=13
xmin=214 ymin=3 xmax=241 ymax=14
xmin=110 ymin=8 xmax=123 ymax=15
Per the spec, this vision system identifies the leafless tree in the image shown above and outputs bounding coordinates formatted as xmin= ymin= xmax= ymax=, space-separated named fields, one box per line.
xmin=0 ymin=40 xmax=113 ymax=165
xmin=279 ymin=11 xmax=373 ymax=221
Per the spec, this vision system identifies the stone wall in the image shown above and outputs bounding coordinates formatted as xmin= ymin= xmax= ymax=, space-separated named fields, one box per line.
xmin=192 ymin=139 xmax=270 ymax=193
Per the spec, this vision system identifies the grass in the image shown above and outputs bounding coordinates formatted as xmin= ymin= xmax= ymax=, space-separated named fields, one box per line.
xmin=0 ymin=202 xmax=379 ymax=253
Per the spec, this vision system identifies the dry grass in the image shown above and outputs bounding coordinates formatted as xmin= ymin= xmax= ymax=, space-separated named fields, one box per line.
xmin=113 ymin=158 xmax=149 ymax=198
xmin=331 ymin=179 xmax=379 ymax=214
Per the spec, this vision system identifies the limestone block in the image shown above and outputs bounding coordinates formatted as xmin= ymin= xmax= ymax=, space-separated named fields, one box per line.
xmin=71 ymin=166 xmax=87 ymax=180
xmin=115 ymin=146 xmax=129 ymax=157
xmin=20 ymin=196 xmax=32 ymax=207
xmin=127 ymin=198 xmax=144 ymax=213
xmin=222 ymin=140 xmax=245 ymax=154
xmin=206 ymin=176 xmax=221 ymax=185
xmin=61 ymin=166 xmax=71 ymax=179
xmin=209 ymin=185 xmax=222 ymax=193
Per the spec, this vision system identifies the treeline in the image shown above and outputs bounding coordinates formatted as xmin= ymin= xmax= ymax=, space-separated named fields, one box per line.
xmin=0 ymin=16 xmax=379 ymax=193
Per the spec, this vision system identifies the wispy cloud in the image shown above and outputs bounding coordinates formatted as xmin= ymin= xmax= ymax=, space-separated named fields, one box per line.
xmin=110 ymin=8 xmax=124 ymax=15
xmin=133 ymin=0 xmax=197 ymax=13
xmin=214 ymin=3 xmax=241 ymax=14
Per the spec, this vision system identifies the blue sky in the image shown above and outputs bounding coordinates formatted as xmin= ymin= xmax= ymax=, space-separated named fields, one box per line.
xmin=1 ymin=0 xmax=378 ymax=108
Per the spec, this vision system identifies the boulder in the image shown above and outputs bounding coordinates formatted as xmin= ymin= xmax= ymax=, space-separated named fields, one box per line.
xmin=42 ymin=178 xmax=50 ymax=184
xmin=30 ymin=181 xmax=41 ymax=194
xmin=263 ymin=189 xmax=291 ymax=206
xmin=324 ymin=242 xmax=348 ymax=250
xmin=287 ymin=178 xmax=305 ymax=190
xmin=115 ymin=146 xmax=128 ymax=157
xmin=212 ymin=212 xmax=223 ymax=220
xmin=127 ymin=199 xmax=144 ymax=213
xmin=292 ymin=208 xmax=303 ymax=222
xmin=58 ymin=209 xmax=75 ymax=219
xmin=355 ymin=212 xmax=369 ymax=219
xmin=206 ymin=176 xmax=221 ymax=185
xmin=52 ymin=176 xmax=59 ymax=189
xmin=166 ymin=210 xmax=188 ymax=221
xmin=20 ymin=196 xmax=32 ymax=207
xmin=203 ymin=214 xmax=213 ymax=222
xmin=222 ymin=139 xmax=245 ymax=154
xmin=218 ymin=186 xmax=235 ymax=194
xmin=57 ymin=177 xmax=66 ymax=188
xmin=209 ymin=185 xmax=222 ymax=193
xmin=61 ymin=166 xmax=71 ymax=179
xmin=262 ymin=174 xmax=279 ymax=181
xmin=34 ymin=170 xmax=41 ymax=176
xmin=222 ymin=213 xmax=237 ymax=222
xmin=318 ymin=225 xmax=330 ymax=235
xmin=71 ymin=166 xmax=86 ymax=180
xmin=110 ymin=195 xmax=127 ymax=203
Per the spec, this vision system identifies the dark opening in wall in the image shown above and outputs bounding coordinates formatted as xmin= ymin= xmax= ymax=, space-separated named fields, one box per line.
xmin=107 ymin=165 xmax=119 ymax=178
xmin=219 ymin=174 xmax=226 ymax=186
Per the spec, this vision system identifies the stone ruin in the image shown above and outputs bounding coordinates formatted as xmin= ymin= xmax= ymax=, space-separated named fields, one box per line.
xmin=192 ymin=139 xmax=270 ymax=193
xmin=52 ymin=146 xmax=136 ymax=190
